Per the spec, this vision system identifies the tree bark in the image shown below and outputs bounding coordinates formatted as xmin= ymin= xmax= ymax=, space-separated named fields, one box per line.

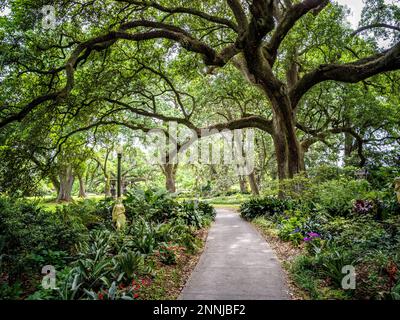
xmin=57 ymin=165 xmax=74 ymax=202
xmin=271 ymin=100 xmax=305 ymax=180
xmin=78 ymin=174 xmax=86 ymax=198
xmin=239 ymin=176 xmax=248 ymax=193
xmin=104 ymin=173 xmax=111 ymax=197
xmin=50 ymin=175 xmax=60 ymax=195
xmin=163 ymin=163 xmax=177 ymax=193
xmin=247 ymin=171 xmax=260 ymax=196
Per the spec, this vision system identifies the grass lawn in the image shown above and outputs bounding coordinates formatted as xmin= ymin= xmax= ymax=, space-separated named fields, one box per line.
xmin=26 ymin=194 xmax=107 ymax=211
xmin=26 ymin=193 xmax=251 ymax=212
xmin=201 ymin=194 xmax=251 ymax=206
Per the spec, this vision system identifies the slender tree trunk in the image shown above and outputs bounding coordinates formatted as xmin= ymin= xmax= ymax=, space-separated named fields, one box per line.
xmin=247 ymin=171 xmax=260 ymax=196
xmin=78 ymin=174 xmax=86 ymax=198
xmin=239 ymin=176 xmax=248 ymax=193
xmin=163 ymin=163 xmax=177 ymax=193
xmin=344 ymin=118 xmax=354 ymax=165
xmin=103 ymin=150 xmax=111 ymax=197
xmin=57 ymin=165 xmax=74 ymax=202
xmin=104 ymin=173 xmax=111 ymax=197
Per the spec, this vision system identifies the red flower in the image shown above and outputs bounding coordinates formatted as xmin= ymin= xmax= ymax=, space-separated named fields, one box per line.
xmin=131 ymin=279 xmax=141 ymax=290
xmin=98 ymin=292 xmax=104 ymax=300
xmin=134 ymin=293 xmax=139 ymax=299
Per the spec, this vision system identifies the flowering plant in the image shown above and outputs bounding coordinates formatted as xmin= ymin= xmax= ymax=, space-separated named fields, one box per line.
xmin=303 ymin=233 xmax=326 ymax=255
xmin=352 ymin=199 xmax=375 ymax=215
xmin=85 ymin=276 xmax=152 ymax=300
xmin=303 ymin=232 xmax=321 ymax=242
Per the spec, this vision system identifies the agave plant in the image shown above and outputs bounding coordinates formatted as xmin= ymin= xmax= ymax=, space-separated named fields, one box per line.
xmin=61 ymin=230 xmax=117 ymax=298
xmin=114 ymin=251 xmax=146 ymax=280
xmin=129 ymin=218 xmax=157 ymax=254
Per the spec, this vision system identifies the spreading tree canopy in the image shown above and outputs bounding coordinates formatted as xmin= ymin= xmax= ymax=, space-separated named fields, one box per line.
xmin=1 ymin=0 xmax=399 ymax=182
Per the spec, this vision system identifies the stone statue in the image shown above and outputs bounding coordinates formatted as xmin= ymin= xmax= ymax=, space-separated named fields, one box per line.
xmin=112 ymin=198 xmax=126 ymax=230
xmin=395 ymin=177 xmax=400 ymax=204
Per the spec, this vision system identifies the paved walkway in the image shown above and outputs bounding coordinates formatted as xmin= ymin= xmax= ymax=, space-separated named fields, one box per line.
xmin=179 ymin=208 xmax=290 ymax=300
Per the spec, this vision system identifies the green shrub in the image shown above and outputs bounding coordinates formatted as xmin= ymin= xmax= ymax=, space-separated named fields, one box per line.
xmin=316 ymin=247 xmax=357 ymax=288
xmin=55 ymin=200 xmax=103 ymax=228
xmin=390 ymin=281 xmax=400 ymax=300
xmin=308 ymin=165 xmax=358 ymax=183
xmin=196 ymin=201 xmax=217 ymax=220
xmin=92 ymin=198 xmax=115 ymax=227
xmin=276 ymin=210 xmax=307 ymax=244
xmin=367 ymin=166 xmax=400 ymax=191
xmin=154 ymin=220 xmax=194 ymax=247
xmin=0 ymin=197 xmax=86 ymax=281
xmin=178 ymin=200 xmax=215 ymax=229
xmin=179 ymin=201 xmax=205 ymax=229
xmin=114 ymin=251 xmax=150 ymax=280
xmin=124 ymin=188 xmax=178 ymax=223
xmin=128 ymin=218 xmax=158 ymax=254
xmin=313 ymin=179 xmax=371 ymax=216
xmin=158 ymin=243 xmax=178 ymax=265
xmin=290 ymin=255 xmax=321 ymax=299
xmin=240 ymin=196 xmax=294 ymax=220
xmin=1 ymin=189 xmax=214 ymax=300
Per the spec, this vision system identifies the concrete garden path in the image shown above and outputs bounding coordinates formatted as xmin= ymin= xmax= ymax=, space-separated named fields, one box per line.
xmin=179 ymin=208 xmax=290 ymax=300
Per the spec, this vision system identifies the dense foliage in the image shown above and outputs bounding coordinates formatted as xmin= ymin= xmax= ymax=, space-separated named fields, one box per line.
xmin=241 ymin=166 xmax=400 ymax=300
xmin=0 ymin=189 xmax=215 ymax=299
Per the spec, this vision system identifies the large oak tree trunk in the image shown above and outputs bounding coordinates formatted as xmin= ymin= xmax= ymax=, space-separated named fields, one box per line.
xmin=57 ymin=165 xmax=74 ymax=202
xmin=271 ymin=99 xmax=305 ymax=180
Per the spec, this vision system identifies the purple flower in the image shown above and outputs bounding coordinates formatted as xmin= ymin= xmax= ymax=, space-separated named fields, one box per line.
xmin=308 ymin=232 xmax=320 ymax=238
xmin=304 ymin=232 xmax=321 ymax=242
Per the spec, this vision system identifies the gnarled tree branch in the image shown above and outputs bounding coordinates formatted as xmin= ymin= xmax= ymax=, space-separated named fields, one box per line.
xmin=290 ymin=41 xmax=400 ymax=107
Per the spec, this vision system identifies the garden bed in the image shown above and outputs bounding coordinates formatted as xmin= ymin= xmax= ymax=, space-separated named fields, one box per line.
xmin=241 ymin=174 xmax=400 ymax=300
xmin=0 ymin=190 xmax=216 ymax=300
xmin=141 ymin=227 xmax=209 ymax=300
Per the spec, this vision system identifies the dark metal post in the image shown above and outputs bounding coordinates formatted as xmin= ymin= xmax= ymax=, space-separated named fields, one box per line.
xmin=117 ymin=152 xmax=122 ymax=198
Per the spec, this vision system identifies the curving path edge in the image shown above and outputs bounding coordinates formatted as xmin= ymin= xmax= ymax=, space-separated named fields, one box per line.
xmin=179 ymin=208 xmax=290 ymax=300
